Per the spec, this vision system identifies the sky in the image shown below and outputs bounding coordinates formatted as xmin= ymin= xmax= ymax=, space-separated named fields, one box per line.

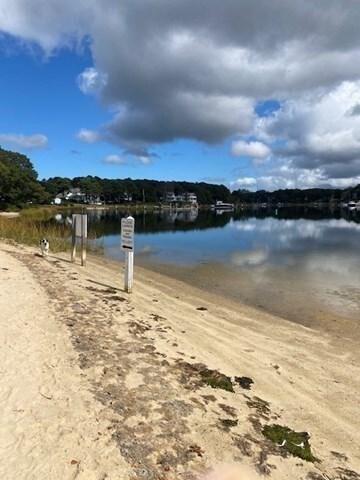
xmin=1 ymin=1 xmax=360 ymax=191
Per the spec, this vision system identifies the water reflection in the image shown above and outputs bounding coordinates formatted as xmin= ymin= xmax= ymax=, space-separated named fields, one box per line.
xmin=51 ymin=207 xmax=360 ymax=326
xmin=228 ymin=217 xmax=360 ymax=268
xmin=52 ymin=208 xmax=360 ymax=270
xmin=53 ymin=206 xmax=359 ymax=235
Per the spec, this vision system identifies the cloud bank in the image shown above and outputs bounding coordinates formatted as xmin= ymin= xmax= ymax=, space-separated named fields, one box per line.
xmin=1 ymin=1 xmax=360 ymax=188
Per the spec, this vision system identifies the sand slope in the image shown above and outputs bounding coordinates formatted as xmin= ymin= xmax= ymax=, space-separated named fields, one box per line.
xmin=0 ymin=246 xmax=130 ymax=479
xmin=0 ymin=242 xmax=359 ymax=479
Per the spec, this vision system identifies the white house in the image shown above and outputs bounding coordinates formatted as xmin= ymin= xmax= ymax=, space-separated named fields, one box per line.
xmin=163 ymin=191 xmax=197 ymax=204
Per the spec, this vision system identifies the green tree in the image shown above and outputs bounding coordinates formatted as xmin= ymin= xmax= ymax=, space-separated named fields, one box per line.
xmin=41 ymin=176 xmax=72 ymax=196
xmin=0 ymin=147 xmax=49 ymax=209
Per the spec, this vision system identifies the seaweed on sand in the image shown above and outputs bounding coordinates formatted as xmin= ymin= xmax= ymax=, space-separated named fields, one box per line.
xmin=262 ymin=424 xmax=318 ymax=462
xmin=200 ymin=369 xmax=234 ymax=392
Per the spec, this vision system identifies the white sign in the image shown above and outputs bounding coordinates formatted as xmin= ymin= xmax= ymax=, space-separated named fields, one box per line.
xmin=73 ymin=214 xmax=87 ymax=238
xmin=121 ymin=216 xmax=135 ymax=251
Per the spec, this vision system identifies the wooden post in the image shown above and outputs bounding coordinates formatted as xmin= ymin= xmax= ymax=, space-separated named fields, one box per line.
xmin=81 ymin=214 xmax=87 ymax=266
xmin=124 ymin=251 xmax=134 ymax=293
xmin=121 ymin=215 xmax=135 ymax=293
xmin=71 ymin=214 xmax=77 ymax=262
xmin=71 ymin=229 xmax=76 ymax=262
xmin=71 ymin=213 xmax=87 ymax=266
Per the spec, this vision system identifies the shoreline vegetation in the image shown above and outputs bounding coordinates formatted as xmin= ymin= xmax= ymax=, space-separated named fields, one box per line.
xmin=0 ymin=240 xmax=359 ymax=479
xmin=0 ymin=207 xmax=105 ymax=254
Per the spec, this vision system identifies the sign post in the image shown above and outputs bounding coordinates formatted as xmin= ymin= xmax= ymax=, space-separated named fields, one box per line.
xmin=71 ymin=214 xmax=88 ymax=266
xmin=121 ymin=215 xmax=135 ymax=293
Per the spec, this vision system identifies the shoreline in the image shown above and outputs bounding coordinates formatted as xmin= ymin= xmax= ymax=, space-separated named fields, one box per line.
xmin=1 ymin=241 xmax=359 ymax=479
xmin=125 ymin=254 xmax=360 ymax=345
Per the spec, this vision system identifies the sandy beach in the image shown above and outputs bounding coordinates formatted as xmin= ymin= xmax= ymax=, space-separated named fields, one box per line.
xmin=1 ymin=240 xmax=359 ymax=480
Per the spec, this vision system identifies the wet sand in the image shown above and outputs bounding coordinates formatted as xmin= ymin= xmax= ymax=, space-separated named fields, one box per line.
xmin=137 ymin=256 xmax=360 ymax=342
xmin=1 ymin=241 xmax=360 ymax=479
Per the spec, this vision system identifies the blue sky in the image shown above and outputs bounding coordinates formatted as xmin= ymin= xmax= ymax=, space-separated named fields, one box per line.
xmin=0 ymin=37 xmax=270 ymax=184
xmin=1 ymin=1 xmax=360 ymax=191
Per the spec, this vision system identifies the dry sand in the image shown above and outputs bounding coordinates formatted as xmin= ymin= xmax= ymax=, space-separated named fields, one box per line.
xmin=0 ymin=241 xmax=359 ymax=480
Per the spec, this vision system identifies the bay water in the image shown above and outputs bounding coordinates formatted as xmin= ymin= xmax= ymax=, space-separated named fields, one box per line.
xmin=54 ymin=206 xmax=360 ymax=329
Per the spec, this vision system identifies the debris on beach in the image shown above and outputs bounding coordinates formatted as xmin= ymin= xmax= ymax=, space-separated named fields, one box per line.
xmin=188 ymin=444 xmax=204 ymax=457
xmin=235 ymin=376 xmax=254 ymax=389
xmin=220 ymin=418 xmax=239 ymax=430
xmin=110 ymin=295 xmax=126 ymax=302
xmin=219 ymin=403 xmax=237 ymax=417
xmin=200 ymin=368 xmax=234 ymax=392
xmin=262 ymin=424 xmax=317 ymax=462
xmin=246 ymin=397 xmax=271 ymax=417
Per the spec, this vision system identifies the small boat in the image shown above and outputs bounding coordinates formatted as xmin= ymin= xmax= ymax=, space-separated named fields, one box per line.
xmin=212 ymin=201 xmax=235 ymax=210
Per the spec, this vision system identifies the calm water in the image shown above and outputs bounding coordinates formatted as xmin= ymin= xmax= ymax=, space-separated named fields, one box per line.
xmin=54 ymin=207 xmax=360 ymax=327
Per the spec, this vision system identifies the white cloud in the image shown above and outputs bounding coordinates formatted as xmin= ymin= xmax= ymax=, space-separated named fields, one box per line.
xmin=137 ymin=156 xmax=151 ymax=165
xmin=232 ymin=166 xmax=360 ymax=192
xmin=231 ymin=140 xmax=270 ymax=158
xmin=77 ymin=67 xmax=107 ymax=94
xmin=230 ymin=177 xmax=257 ymax=190
xmin=240 ymin=80 xmax=360 ymax=188
xmin=3 ymin=1 xmax=360 ymax=186
xmin=102 ymin=154 xmax=126 ymax=165
xmin=0 ymin=0 xmax=91 ymax=54
xmin=255 ymin=82 xmax=360 ymax=169
xmin=76 ymin=128 xmax=101 ymax=143
xmin=0 ymin=133 xmax=48 ymax=149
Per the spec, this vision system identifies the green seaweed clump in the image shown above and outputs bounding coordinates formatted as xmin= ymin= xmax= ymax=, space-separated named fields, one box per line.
xmin=246 ymin=397 xmax=271 ymax=416
xmin=200 ymin=369 xmax=234 ymax=392
xmin=220 ymin=418 xmax=238 ymax=429
xmin=262 ymin=424 xmax=318 ymax=462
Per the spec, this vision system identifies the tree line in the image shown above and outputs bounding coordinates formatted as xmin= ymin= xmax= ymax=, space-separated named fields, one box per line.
xmin=41 ymin=175 xmax=232 ymax=205
xmin=0 ymin=146 xmax=359 ymax=210
xmin=41 ymin=175 xmax=360 ymax=206
xmin=231 ymin=186 xmax=360 ymax=205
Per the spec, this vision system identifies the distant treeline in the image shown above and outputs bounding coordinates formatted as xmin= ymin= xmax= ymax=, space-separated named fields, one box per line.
xmin=0 ymin=145 xmax=359 ymax=210
xmin=41 ymin=175 xmax=360 ymax=205
xmin=41 ymin=175 xmax=232 ymax=205
xmin=231 ymin=185 xmax=360 ymax=205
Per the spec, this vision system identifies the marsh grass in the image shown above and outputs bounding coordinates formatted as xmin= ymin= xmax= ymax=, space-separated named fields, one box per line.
xmin=20 ymin=206 xmax=61 ymax=220
xmin=0 ymin=209 xmax=104 ymax=255
xmin=0 ymin=216 xmax=71 ymax=252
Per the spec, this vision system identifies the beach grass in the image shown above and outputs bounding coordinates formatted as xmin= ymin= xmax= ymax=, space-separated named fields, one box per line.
xmin=0 ymin=208 xmax=103 ymax=254
xmin=0 ymin=215 xmax=72 ymax=252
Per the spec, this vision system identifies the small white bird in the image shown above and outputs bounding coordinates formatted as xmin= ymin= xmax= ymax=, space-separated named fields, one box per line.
xmin=278 ymin=439 xmax=287 ymax=447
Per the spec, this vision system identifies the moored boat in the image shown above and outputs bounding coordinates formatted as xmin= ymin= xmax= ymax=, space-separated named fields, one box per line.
xmin=211 ymin=200 xmax=235 ymax=210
